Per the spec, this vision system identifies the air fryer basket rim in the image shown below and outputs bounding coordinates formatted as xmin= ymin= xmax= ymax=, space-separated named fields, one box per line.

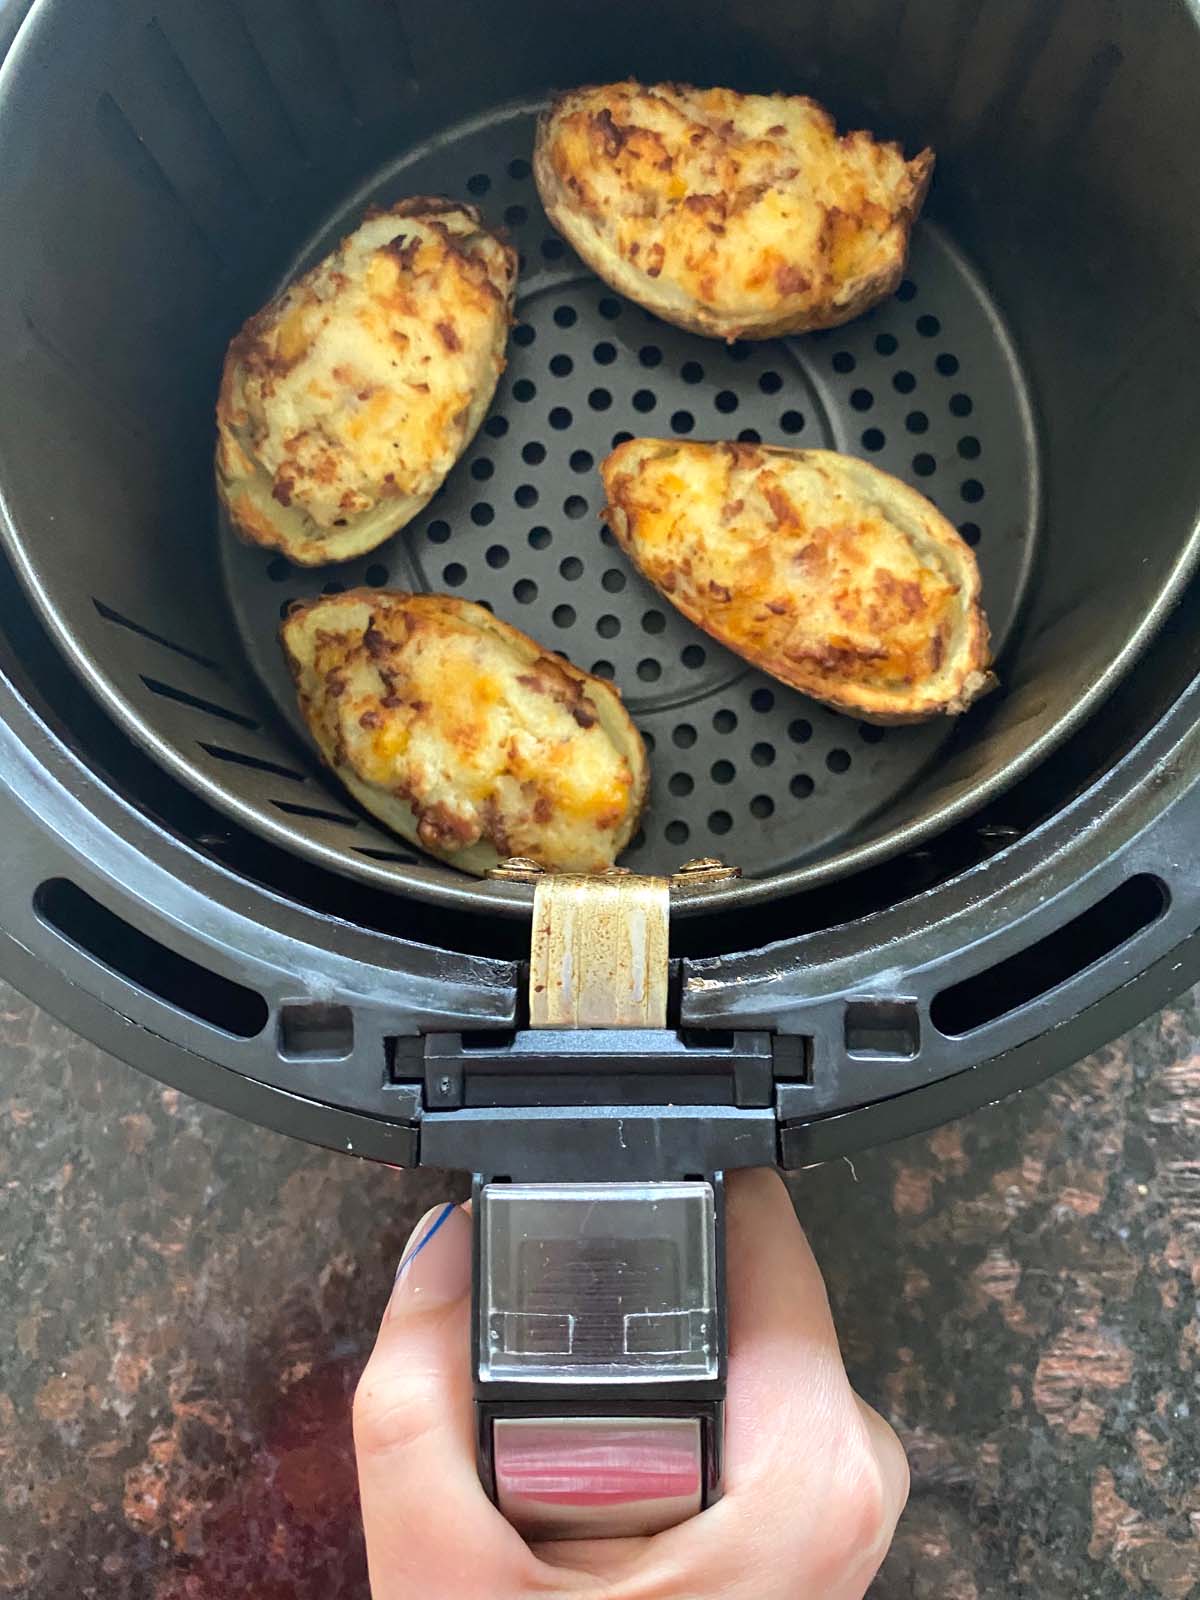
xmin=1 ymin=638 xmax=1197 ymax=1166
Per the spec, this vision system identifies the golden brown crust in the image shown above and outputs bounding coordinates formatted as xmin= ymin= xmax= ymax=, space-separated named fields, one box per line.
xmin=216 ymin=200 xmax=517 ymax=567
xmin=280 ymin=591 xmax=648 ymax=873
xmin=535 ymin=82 xmax=932 ymax=342
xmin=601 ymin=440 xmax=992 ymax=722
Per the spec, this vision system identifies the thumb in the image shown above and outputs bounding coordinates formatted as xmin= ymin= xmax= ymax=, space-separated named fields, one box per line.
xmin=353 ymin=1203 xmax=533 ymax=1599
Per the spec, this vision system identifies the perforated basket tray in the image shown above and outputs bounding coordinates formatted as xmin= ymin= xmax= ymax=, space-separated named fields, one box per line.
xmin=216 ymin=101 xmax=1040 ymax=894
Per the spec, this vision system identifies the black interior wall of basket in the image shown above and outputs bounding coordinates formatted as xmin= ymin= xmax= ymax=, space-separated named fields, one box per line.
xmin=0 ymin=0 xmax=1198 ymax=928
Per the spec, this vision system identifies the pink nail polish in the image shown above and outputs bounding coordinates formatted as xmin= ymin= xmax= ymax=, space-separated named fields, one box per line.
xmin=387 ymin=1202 xmax=471 ymax=1317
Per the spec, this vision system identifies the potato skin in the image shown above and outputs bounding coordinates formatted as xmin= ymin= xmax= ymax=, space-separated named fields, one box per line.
xmin=280 ymin=591 xmax=648 ymax=874
xmin=601 ymin=440 xmax=992 ymax=723
xmin=217 ymin=200 xmax=516 ymax=566
xmin=535 ymin=82 xmax=932 ymax=342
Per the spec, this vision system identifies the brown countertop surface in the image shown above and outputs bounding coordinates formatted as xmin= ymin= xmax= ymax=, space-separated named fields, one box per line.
xmin=1 ymin=975 xmax=1198 ymax=1599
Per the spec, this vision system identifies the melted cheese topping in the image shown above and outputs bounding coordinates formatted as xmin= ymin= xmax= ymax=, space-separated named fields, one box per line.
xmin=217 ymin=201 xmax=515 ymax=559
xmin=538 ymin=82 xmax=931 ymax=336
xmin=603 ymin=441 xmax=988 ymax=716
xmin=284 ymin=593 xmax=644 ymax=872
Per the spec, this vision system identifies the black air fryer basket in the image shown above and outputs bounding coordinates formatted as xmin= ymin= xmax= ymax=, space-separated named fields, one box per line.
xmin=0 ymin=0 xmax=1198 ymax=1171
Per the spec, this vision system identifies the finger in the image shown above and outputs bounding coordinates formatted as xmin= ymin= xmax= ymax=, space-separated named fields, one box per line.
xmin=591 ymin=1170 xmax=907 ymax=1600
xmin=353 ymin=1203 xmax=536 ymax=1600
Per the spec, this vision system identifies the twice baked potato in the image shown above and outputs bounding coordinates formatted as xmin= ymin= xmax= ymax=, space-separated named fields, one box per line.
xmin=217 ymin=200 xmax=516 ymax=566
xmin=281 ymin=592 xmax=647 ymax=873
xmin=534 ymin=82 xmax=932 ymax=342
xmin=601 ymin=441 xmax=992 ymax=722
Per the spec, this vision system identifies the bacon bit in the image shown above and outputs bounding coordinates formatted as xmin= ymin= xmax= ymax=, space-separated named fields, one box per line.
xmin=593 ymin=108 xmax=628 ymax=158
xmin=407 ymin=381 xmax=430 ymax=393
xmin=775 ymin=262 xmax=812 ymax=296
xmin=326 ymin=671 xmax=347 ymax=698
xmin=571 ymin=703 xmax=598 ymax=729
xmin=766 ymin=123 xmax=786 ymax=136
xmin=532 ymin=794 xmax=553 ymax=824
xmin=435 ymin=319 xmax=462 ymax=353
xmin=359 ymin=709 xmax=382 ymax=730
xmin=646 ymin=242 xmax=666 ymax=278
xmin=363 ymin=627 xmax=389 ymax=659
xmin=384 ymin=233 xmax=421 ymax=270
xmin=272 ymin=476 xmax=294 ymax=508
xmin=931 ymin=631 xmax=945 ymax=672
xmin=417 ymin=802 xmax=478 ymax=851
xmin=766 ymin=598 xmax=791 ymax=615
xmin=517 ymin=673 xmax=546 ymax=694
xmin=381 ymin=694 xmax=404 ymax=709
xmin=629 ymin=240 xmax=641 ymax=260
xmin=721 ymin=498 xmax=744 ymax=523
xmin=707 ymin=580 xmax=732 ymax=602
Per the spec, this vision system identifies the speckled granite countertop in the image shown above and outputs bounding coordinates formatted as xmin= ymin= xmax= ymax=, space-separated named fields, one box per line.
xmin=2 ymin=975 xmax=1198 ymax=1598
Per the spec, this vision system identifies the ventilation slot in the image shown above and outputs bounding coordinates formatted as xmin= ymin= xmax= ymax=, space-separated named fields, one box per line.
xmin=272 ymin=800 xmax=360 ymax=828
xmin=199 ymin=742 xmax=309 ymax=783
xmin=141 ymin=675 xmax=258 ymax=729
xmin=931 ymin=875 xmax=1168 ymax=1037
xmin=94 ymin=598 xmax=222 ymax=670
xmin=35 ymin=878 xmax=267 ymax=1038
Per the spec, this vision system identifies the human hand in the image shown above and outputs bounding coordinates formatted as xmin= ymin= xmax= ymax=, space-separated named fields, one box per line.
xmin=354 ymin=1169 xmax=908 ymax=1598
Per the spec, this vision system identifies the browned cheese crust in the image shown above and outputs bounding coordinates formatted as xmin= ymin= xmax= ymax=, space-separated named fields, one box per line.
xmin=280 ymin=591 xmax=648 ymax=873
xmin=217 ymin=199 xmax=516 ymax=565
xmin=601 ymin=440 xmax=993 ymax=722
xmin=535 ymin=82 xmax=932 ymax=341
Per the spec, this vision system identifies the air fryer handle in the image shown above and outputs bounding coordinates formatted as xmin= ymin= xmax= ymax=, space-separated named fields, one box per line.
xmin=472 ymin=1177 xmax=726 ymax=1540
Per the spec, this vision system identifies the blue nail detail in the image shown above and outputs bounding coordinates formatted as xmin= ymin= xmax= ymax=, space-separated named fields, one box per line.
xmin=394 ymin=1202 xmax=456 ymax=1282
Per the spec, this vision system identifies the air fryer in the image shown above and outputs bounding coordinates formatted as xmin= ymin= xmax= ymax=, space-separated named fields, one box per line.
xmin=0 ymin=0 xmax=1198 ymax=1536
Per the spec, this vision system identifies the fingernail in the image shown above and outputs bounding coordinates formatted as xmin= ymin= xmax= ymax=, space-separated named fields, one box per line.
xmin=386 ymin=1202 xmax=471 ymax=1319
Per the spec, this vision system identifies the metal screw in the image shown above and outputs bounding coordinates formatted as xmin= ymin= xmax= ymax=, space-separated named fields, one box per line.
xmin=486 ymin=856 xmax=545 ymax=883
xmin=671 ymin=856 xmax=742 ymax=886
